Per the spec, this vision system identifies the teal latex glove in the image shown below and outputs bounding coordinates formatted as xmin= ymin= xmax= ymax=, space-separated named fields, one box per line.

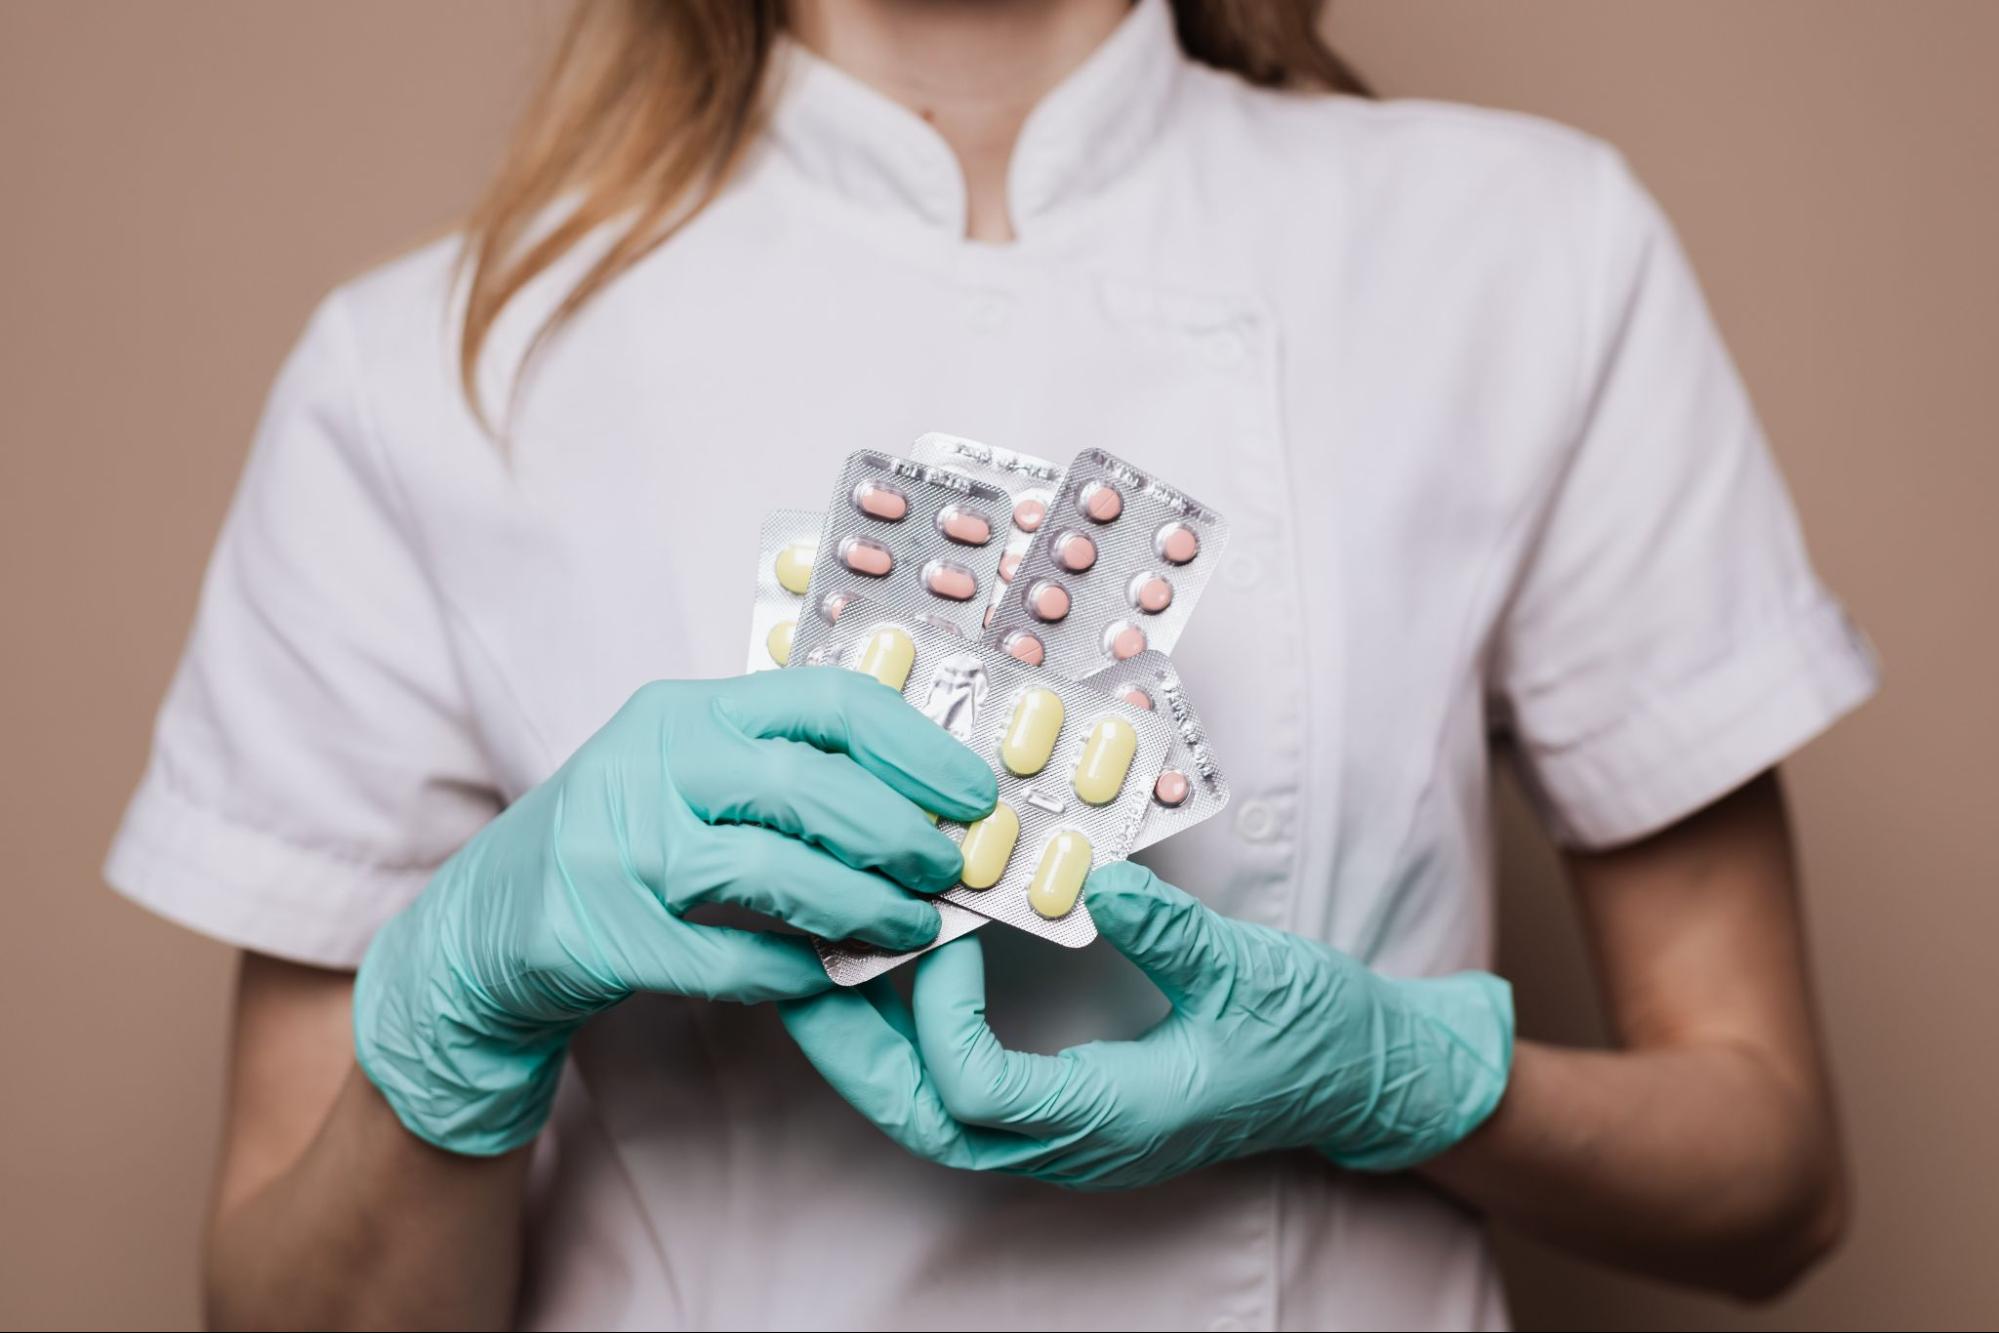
xmin=355 ymin=669 xmax=997 ymax=1156
xmin=781 ymin=861 xmax=1512 ymax=1187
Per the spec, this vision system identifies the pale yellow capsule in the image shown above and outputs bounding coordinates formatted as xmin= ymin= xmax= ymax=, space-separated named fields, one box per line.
xmin=1072 ymin=715 xmax=1137 ymax=805
xmin=1028 ymin=830 xmax=1092 ymax=919
xmin=957 ymin=802 xmax=1019 ymax=890
xmin=854 ymin=625 xmax=915 ymax=691
xmin=774 ymin=541 xmax=814 ymax=595
xmin=765 ymin=618 xmax=795 ymax=666
xmin=999 ymin=686 xmax=1065 ymax=776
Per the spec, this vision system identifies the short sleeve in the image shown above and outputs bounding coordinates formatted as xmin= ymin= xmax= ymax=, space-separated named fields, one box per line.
xmin=1491 ymin=150 xmax=1878 ymax=850
xmin=104 ymin=293 xmax=501 ymax=966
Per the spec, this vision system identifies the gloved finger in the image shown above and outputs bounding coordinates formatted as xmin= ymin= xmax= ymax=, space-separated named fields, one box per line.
xmin=681 ymin=731 xmax=965 ymax=892
xmin=1082 ymin=861 xmax=1229 ymax=1014
xmin=911 ymin=937 xmax=1098 ymax=1136
xmin=859 ymin=975 xmax=920 ymax=1046
xmin=779 ymin=985 xmax=977 ymax=1165
xmin=782 ymin=983 xmax=1061 ymax=1174
xmin=718 ymin=668 xmax=998 ymax=822
xmin=623 ymin=922 xmax=833 ymax=1003
xmin=685 ymin=823 xmax=942 ymax=952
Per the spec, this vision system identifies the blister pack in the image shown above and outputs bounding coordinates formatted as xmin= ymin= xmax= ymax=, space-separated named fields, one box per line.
xmin=816 ymin=898 xmax=991 ymax=988
xmin=1079 ymin=650 xmax=1231 ymax=852
xmin=818 ymin=645 xmax=1236 ymax=986
xmin=799 ymin=451 xmax=1012 ymax=644
xmin=987 ymin=448 xmax=1231 ymax=677
xmin=790 ymin=596 xmax=1175 ymax=955
xmin=744 ymin=508 xmax=822 ymax=673
xmin=907 ymin=432 xmax=1064 ymax=610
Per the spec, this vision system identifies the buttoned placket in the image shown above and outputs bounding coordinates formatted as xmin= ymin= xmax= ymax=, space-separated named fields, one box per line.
xmin=1079 ymin=269 xmax=1315 ymax=1332
xmin=747 ymin=5 xmax=1321 ymax=1328
xmin=1202 ymin=301 xmax=1310 ymax=1333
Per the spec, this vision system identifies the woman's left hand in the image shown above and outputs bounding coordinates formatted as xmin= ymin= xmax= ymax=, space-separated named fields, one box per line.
xmin=780 ymin=862 xmax=1515 ymax=1189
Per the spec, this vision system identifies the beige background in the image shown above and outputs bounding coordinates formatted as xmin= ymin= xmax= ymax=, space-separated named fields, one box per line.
xmin=2 ymin=2 xmax=1994 ymax=1328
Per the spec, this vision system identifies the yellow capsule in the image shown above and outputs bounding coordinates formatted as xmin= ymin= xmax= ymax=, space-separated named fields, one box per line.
xmin=1072 ymin=715 xmax=1137 ymax=806
xmin=999 ymin=686 xmax=1065 ymax=776
xmin=854 ymin=625 xmax=915 ymax=691
xmin=774 ymin=540 xmax=814 ymax=595
xmin=765 ymin=618 xmax=795 ymax=666
xmin=1028 ymin=830 xmax=1092 ymax=919
xmin=957 ymin=802 xmax=1019 ymax=890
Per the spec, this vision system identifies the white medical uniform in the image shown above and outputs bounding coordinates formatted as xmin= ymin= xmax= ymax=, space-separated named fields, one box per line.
xmin=106 ymin=1 xmax=1877 ymax=1327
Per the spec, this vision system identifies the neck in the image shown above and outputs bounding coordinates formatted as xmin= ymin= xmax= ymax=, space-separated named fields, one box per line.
xmin=788 ymin=0 xmax=1131 ymax=243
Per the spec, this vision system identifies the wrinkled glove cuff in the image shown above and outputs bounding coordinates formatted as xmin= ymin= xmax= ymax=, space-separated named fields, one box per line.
xmin=1319 ymin=970 xmax=1514 ymax=1173
xmin=352 ymin=911 xmax=573 ymax=1157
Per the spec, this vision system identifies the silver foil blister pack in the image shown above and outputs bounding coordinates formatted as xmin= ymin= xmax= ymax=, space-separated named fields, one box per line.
xmin=800 ymin=450 xmax=1011 ymax=644
xmin=812 ymin=645 xmax=1233 ymax=986
xmin=907 ymin=432 xmax=1064 ymax=610
xmin=1079 ymin=650 xmax=1231 ymax=852
xmin=744 ymin=508 xmax=822 ymax=673
xmin=988 ymin=447 xmax=1231 ymax=678
xmin=817 ymin=899 xmax=992 ymax=988
xmin=790 ymin=596 xmax=1175 ymax=962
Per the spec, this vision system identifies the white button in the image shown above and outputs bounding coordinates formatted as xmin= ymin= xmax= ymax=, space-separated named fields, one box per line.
xmin=1199 ymin=326 xmax=1249 ymax=370
xmin=966 ymin=293 xmax=1010 ymax=332
xmin=1234 ymin=800 xmax=1278 ymax=843
xmin=1208 ymin=1318 xmax=1247 ymax=1333
xmin=1223 ymin=553 xmax=1261 ymax=589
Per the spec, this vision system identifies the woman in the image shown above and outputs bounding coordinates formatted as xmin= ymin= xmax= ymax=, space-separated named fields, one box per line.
xmin=108 ymin=0 xmax=1878 ymax=1327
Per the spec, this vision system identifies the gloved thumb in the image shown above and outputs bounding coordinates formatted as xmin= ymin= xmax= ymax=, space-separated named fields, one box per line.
xmin=1084 ymin=861 xmax=1228 ymax=1012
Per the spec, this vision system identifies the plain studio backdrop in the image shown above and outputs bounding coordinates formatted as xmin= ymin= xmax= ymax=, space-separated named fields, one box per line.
xmin=2 ymin=3 xmax=1994 ymax=1329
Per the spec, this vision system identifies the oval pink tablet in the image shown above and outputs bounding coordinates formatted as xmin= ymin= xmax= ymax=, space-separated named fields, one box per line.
xmin=1028 ymin=580 xmax=1071 ymax=623
xmin=998 ymin=552 xmax=1021 ymax=584
xmin=1153 ymin=769 xmax=1191 ymax=807
xmin=820 ymin=591 xmax=853 ymax=623
xmin=1079 ymin=481 xmax=1124 ymax=523
xmin=1054 ymin=531 xmax=1098 ymax=573
xmin=1013 ymin=498 xmax=1047 ymax=533
xmin=852 ymin=481 xmax=909 ymax=521
xmin=983 ymin=606 xmax=995 ymax=629
xmin=1004 ymin=631 xmax=1045 ymax=666
xmin=839 ymin=536 xmax=894 ymax=577
xmin=1130 ymin=573 xmax=1174 ymax=614
xmin=1104 ymin=621 xmax=1147 ymax=660
xmin=936 ymin=505 xmax=993 ymax=546
xmin=1121 ymin=686 xmax=1154 ymax=710
xmin=1155 ymin=521 xmax=1200 ymax=565
xmin=923 ymin=560 xmax=977 ymax=602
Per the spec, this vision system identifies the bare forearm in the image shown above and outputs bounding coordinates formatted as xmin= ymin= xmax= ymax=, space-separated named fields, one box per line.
xmin=206 ymin=1065 xmax=531 ymax=1331
xmin=1420 ymin=1037 xmax=1845 ymax=1299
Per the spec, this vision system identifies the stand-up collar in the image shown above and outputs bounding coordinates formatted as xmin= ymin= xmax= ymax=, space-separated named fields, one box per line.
xmin=765 ymin=0 xmax=1183 ymax=238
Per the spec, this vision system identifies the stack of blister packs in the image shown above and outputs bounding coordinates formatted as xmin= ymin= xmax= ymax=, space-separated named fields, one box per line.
xmin=745 ymin=433 xmax=1231 ymax=984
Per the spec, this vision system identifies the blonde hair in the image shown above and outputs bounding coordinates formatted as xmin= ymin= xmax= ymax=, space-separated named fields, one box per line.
xmin=459 ymin=0 xmax=1367 ymax=421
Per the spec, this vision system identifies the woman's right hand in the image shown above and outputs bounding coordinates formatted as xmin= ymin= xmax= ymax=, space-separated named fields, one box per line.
xmin=353 ymin=668 xmax=997 ymax=1155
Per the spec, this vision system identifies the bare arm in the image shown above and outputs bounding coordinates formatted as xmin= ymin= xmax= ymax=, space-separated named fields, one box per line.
xmin=1421 ymin=770 xmax=1847 ymax=1299
xmin=204 ymin=953 xmax=531 ymax=1331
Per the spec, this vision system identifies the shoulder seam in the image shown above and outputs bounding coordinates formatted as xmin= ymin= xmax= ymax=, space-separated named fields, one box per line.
xmin=319 ymin=290 xmax=427 ymax=545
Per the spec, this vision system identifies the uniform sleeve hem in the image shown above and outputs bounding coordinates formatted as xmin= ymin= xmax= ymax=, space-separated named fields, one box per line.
xmin=102 ymin=765 xmax=437 ymax=968
xmin=1522 ymin=597 xmax=1880 ymax=850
